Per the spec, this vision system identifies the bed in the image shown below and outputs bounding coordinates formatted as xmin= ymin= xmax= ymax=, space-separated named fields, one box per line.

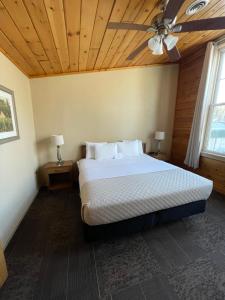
xmin=78 ymin=149 xmax=213 ymax=240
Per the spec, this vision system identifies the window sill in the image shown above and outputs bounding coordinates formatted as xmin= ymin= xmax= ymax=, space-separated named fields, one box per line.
xmin=201 ymin=151 xmax=225 ymax=162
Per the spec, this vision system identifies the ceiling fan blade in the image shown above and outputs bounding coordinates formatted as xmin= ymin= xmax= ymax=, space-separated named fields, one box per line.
xmin=164 ymin=0 xmax=185 ymax=22
xmin=107 ymin=22 xmax=150 ymax=31
xmin=127 ymin=40 xmax=149 ymax=60
xmin=173 ymin=16 xmax=225 ymax=32
xmin=164 ymin=43 xmax=181 ymax=62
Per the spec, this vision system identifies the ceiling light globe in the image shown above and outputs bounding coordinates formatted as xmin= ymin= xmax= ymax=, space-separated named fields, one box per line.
xmin=148 ymin=35 xmax=163 ymax=55
xmin=164 ymin=34 xmax=179 ymax=51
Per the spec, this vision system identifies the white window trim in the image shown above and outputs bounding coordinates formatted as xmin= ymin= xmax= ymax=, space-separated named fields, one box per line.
xmin=201 ymin=151 xmax=225 ymax=162
xmin=201 ymin=40 xmax=225 ymax=161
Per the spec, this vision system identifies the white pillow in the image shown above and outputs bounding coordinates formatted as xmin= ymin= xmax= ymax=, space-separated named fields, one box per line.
xmin=123 ymin=139 xmax=143 ymax=154
xmin=115 ymin=152 xmax=124 ymax=159
xmin=85 ymin=142 xmax=106 ymax=159
xmin=95 ymin=143 xmax=118 ymax=160
xmin=117 ymin=140 xmax=139 ymax=157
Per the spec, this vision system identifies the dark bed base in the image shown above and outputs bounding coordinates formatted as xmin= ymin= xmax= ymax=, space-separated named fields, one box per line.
xmin=83 ymin=200 xmax=206 ymax=241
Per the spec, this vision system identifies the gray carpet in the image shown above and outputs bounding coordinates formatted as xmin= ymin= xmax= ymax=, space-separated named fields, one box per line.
xmin=0 ymin=188 xmax=225 ymax=300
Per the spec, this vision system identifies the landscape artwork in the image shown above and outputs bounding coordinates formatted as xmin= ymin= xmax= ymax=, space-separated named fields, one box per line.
xmin=0 ymin=85 xmax=19 ymax=144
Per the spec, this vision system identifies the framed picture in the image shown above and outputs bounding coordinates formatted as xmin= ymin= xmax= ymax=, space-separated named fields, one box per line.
xmin=0 ymin=85 xmax=19 ymax=144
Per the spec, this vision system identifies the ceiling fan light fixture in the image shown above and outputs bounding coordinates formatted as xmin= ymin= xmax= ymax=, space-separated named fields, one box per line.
xmin=148 ymin=35 xmax=163 ymax=55
xmin=152 ymin=45 xmax=164 ymax=55
xmin=164 ymin=34 xmax=179 ymax=51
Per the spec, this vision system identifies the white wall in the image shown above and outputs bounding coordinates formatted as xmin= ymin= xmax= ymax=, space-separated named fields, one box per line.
xmin=0 ymin=53 xmax=38 ymax=249
xmin=31 ymin=65 xmax=179 ymax=165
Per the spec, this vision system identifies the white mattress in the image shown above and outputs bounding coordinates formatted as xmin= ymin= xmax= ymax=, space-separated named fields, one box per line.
xmin=78 ymin=155 xmax=213 ymax=225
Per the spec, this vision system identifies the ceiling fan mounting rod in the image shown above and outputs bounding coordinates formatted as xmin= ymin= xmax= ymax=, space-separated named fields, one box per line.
xmin=151 ymin=12 xmax=174 ymax=34
xmin=158 ymin=27 xmax=169 ymax=36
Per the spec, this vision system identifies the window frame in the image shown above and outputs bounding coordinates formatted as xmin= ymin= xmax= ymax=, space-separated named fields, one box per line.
xmin=201 ymin=42 xmax=225 ymax=161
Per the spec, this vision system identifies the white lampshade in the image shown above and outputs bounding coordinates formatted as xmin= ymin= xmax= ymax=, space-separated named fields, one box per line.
xmin=148 ymin=35 xmax=163 ymax=55
xmin=52 ymin=135 xmax=64 ymax=146
xmin=164 ymin=34 xmax=178 ymax=51
xmin=155 ymin=131 xmax=165 ymax=141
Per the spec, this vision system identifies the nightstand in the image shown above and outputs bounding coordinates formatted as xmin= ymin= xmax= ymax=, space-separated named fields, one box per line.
xmin=43 ymin=160 xmax=74 ymax=190
xmin=148 ymin=152 xmax=167 ymax=161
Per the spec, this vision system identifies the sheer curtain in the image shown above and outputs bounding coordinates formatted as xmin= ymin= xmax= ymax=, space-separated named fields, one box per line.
xmin=184 ymin=42 xmax=216 ymax=169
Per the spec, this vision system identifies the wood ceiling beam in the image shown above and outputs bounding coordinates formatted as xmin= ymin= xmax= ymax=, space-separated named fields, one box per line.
xmin=0 ymin=0 xmax=45 ymax=74
xmin=1 ymin=0 xmax=47 ymax=62
xmin=86 ymin=0 xmax=115 ymax=71
xmin=44 ymin=0 xmax=69 ymax=72
xmin=79 ymin=0 xmax=99 ymax=71
xmin=94 ymin=0 xmax=130 ymax=70
xmin=100 ymin=0 xmax=145 ymax=69
xmin=0 ymin=30 xmax=35 ymax=76
xmin=64 ymin=0 xmax=81 ymax=72
xmin=23 ymin=0 xmax=62 ymax=74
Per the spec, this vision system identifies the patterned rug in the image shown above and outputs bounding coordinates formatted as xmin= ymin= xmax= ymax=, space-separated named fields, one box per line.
xmin=0 ymin=188 xmax=225 ymax=300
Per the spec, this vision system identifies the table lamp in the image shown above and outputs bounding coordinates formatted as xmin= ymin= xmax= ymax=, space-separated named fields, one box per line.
xmin=154 ymin=131 xmax=165 ymax=154
xmin=52 ymin=135 xmax=64 ymax=165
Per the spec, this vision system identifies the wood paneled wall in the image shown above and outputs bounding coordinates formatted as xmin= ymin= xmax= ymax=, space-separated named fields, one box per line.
xmin=171 ymin=45 xmax=225 ymax=195
xmin=171 ymin=45 xmax=206 ymax=165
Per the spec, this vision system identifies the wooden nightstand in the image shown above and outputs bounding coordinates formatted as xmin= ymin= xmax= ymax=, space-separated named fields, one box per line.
xmin=148 ymin=152 xmax=167 ymax=161
xmin=43 ymin=160 xmax=74 ymax=190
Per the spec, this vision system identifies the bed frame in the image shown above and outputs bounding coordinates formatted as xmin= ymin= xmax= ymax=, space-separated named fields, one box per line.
xmin=79 ymin=143 xmax=207 ymax=241
xmin=83 ymin=200 xmax=206 ymax=241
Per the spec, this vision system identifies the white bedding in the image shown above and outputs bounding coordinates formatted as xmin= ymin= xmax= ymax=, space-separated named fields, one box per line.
xmin=78 ymin=155 xmax=213 ymax=225
xmin=78 ymin=154 xmax=177 ymax=188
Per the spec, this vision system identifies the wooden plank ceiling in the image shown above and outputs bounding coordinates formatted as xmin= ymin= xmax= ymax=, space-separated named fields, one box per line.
xmin=0 ymin=0 xmax=225 ymax=77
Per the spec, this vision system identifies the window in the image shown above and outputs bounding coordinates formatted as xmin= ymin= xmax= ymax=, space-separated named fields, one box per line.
xmin=203 ymin=48 xmax=225 ymax=157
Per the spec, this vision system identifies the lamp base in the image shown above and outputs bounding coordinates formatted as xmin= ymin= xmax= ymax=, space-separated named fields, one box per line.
xmin=56 ymin=146 xmax=63 ymax=166
xmin=56 ymin=160 xmax=64 ymax=166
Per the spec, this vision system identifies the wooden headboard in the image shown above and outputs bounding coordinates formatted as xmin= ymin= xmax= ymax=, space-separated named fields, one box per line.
xmin=81 ymin=144 xmax=86 ymax=159
xmin=80 ymin=142 xmax=146 ymax=159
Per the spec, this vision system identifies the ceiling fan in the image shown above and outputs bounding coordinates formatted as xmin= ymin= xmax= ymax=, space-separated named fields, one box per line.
xmin=107 ymin=0 xmax=225 ymax=62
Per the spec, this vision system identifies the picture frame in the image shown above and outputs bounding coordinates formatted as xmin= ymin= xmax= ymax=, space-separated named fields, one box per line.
xmin=0 ymin=84 xmax=19 ymax=145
